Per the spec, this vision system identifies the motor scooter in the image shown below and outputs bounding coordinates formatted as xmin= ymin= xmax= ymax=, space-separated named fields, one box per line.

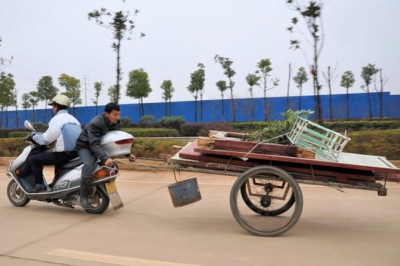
xmin=6 ymin=120 xmax=134 ymax=214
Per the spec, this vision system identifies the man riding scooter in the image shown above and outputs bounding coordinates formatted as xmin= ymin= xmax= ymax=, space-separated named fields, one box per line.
xmin=27 ymin=94 xmax=82 ymax=192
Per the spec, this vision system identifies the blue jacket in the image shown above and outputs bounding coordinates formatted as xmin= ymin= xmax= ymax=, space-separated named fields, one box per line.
xmin=33 ymin=110 xmax=81 ymax=152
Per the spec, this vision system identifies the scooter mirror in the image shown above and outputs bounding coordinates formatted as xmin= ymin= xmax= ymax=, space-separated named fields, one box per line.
xmin=24 ymin=120 xmax=35 ymax=131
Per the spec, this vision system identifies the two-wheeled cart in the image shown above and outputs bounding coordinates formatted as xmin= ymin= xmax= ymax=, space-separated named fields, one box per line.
xmin=169 ymin=117 xmax=400 ymax=236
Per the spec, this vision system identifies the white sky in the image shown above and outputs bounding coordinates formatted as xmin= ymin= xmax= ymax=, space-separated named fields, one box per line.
xmin=1 ymin=0 xmax=399 ymax=107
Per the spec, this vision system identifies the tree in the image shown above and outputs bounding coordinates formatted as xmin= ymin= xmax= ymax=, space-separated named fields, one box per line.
xmin=28 ymin=91 xmax=40 ymax=122
xmin=13 ymin=88 xmax=18 ymax=127
xmin=340 ymin=70 xmax=355 ymax=120
xmin=376 ymin=69 xmax=388 ymax=119
xmin=88 ymin=8 xmax=144 ymax=104
xmin=0 ymin=72 xmax=15 ymax=127
xmin=361 ymin=64 xmax=379 ymax=119
xmin=293 ymin=66 xmax=308 ymax=110
xmin=108 ymin=85 xmax=118 ymax=103
xmin=287 ymin=0 xmax=324 ymax=122
xmin=245 ymin=73 xmax=260 ymax=121
xmin=161 ymin=80 xmax=174 ymax=116
xmin=286 ymin=63 xmax=293 ymax=111
xmin=187 ymin=63 xmax=206 ymax=122
xmin=322 ymin=65 xmax=338 ymax=120
xmin=126 ymin=68 xmax=152 ymax=119
xmin=22 ymin=92 xmax=32 ymax=121
xmin=257 ymin=58 xmax=279 ymax=121
xmin=214 ymin=55 xmax=236 ymax=122
xmin=92 ymin=81 xmax=103 ymax=114
xmin=216 ymin=80 xmax=228 ymax=121
xmin=58 ymin=73 xmax=82 ymax=114
xmin=0 ymin=36 xmax=13 ymax=72
xmin=37 ymin=75 xmax=58 ymax=123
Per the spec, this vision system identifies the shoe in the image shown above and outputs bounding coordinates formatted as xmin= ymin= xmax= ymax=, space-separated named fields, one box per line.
xmin=80 ymin=177 xmax=94 ymax=209
xmin=80 ymin=196 xmax=93 ymax=209
xmin=30 ymin=183 xmax=46 ymax=193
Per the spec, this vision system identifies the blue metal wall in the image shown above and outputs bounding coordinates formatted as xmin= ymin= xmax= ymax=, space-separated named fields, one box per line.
xmin=1 ymin=92 xmax=399 ymax=128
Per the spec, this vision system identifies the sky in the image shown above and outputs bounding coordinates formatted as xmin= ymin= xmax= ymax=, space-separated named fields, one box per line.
xmin=1 ymin=0 xmax=399 ymax=108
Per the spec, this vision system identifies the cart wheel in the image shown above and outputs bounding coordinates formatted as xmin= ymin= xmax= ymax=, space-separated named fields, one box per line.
xmin=230 ymin=166 xmax=303 ymax=236
xmin=241 ymin=185 xmax=295 ymax=216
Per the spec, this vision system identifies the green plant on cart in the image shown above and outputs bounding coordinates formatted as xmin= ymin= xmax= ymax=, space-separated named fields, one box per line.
xmin=251 ymin=110 xmax=313 ymax=143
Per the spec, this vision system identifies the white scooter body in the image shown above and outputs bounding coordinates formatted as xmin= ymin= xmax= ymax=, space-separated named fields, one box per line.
xmin=6 ymin=121 xmax=134 ymax=214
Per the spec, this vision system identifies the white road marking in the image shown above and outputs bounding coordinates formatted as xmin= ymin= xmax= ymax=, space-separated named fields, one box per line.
xmin=47 ymin=249 xmax=201 ymax=266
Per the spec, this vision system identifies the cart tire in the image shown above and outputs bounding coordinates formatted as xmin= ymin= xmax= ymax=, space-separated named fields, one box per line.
xmin=230 ymin=166 xmax=303 ymax=236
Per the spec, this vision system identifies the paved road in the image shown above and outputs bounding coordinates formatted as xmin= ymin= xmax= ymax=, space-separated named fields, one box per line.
xmin=1 ymin=166 xmax=400 ymax=266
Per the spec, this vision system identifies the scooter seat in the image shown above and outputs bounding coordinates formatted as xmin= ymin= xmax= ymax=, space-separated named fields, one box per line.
xmin=60 ymin=157 xmax=83 ymax=169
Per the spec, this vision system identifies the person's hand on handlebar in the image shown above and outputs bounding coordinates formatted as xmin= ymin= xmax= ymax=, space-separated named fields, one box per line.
xmin=104 ymin=158 xmax=115 ymax=167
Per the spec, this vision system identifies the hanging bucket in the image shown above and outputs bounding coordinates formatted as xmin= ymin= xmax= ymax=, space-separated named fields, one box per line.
xmin=168 ymin=178 xmax=202 ymax=207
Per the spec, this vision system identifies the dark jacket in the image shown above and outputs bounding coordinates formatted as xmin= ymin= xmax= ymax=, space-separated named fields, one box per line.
xmin=75 ymin=113 xmax=120 ymax=163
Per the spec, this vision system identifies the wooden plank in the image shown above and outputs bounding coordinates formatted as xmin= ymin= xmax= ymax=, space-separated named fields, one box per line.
xmin=193 ymin=146 xmax=400 ymax=175
xmin=212 ymin=139 xmax=298 ymax=157
xmin=177 ymin=141 xmax=377 ymax=183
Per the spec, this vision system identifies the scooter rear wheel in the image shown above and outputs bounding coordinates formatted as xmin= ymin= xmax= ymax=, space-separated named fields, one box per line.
xmin=7 ymin=179 xmax=30 ymax=207
xmin=84 ymin=187 xmax=110 ymax=214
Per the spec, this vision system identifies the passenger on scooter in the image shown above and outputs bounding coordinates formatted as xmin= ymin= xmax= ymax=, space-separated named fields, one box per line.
xmin=76 ymin=102 xmax=135 ymax=209
xmin=28 ymin=94 xmax=82 ymax=193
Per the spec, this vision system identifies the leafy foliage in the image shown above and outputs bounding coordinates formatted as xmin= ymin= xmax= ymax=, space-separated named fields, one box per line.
xmin=215 ymin=55 xmax=236 ymax=122
xmin=88 ymin=7 xmax=144 ymax=103
xmin=58 ymin=73 xmax=82 ymax=107
xmin=159 ymin=116 xmax=185 ymax=133
xmin=250 ymin=110 xmax=313 ymax=143
xmin=126 ymin=68 xmax=152 ymax=117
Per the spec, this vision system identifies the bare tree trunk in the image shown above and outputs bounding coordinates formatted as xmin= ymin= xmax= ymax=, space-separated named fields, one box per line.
xmin=229 ymin=80 xmax=236 ymax=122
xmin=115 ymin=39 xmax=122 ymax=104
xmin=200 ymin=93 xmax=203 ymax=123
xmin=312 ymin=64 xmax=323 ymax=123
xmin=367 ymin=86 xmax=372 ymax=119
xmin=43 ymin=102 xmax=48 ymax=124
xmin=379 ymin=69 xmax=384 ymax=119
xmin=286 ymin=63 xmax=292 ymax=111
xmin=15 ymin=107 xmax=19 ymax=128
xmin=250 ymin=88 xmax=255 ymax=122
xmin=194 ymin=94 xmax=198 ymax=123
xmin=263 ymin=89 xmax=268 ymax=121
xmin=299 ymin=85 xmax=303 ymax=110
xmin=220 ymin=94 xmax=225 ymax=122
xmin=346 ymin=88 xmax=350 ymax=120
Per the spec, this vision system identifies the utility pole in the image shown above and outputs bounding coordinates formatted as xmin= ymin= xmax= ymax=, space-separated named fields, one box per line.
xmin=83 ymin=75 xmax=88 ymax=106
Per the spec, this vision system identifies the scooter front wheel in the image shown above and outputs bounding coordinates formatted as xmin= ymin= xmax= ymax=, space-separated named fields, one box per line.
xmin=84 ymin=187 xmax=110 ymax=214
xmin=7 ymin=179 xmax=30 ymax=207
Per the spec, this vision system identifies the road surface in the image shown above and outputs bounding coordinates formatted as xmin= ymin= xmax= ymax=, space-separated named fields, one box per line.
xmin=1 ymin=165 xmax=400 ymax=266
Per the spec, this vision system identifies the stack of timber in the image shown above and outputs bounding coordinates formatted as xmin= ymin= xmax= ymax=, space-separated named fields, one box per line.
xmin=171 ymin=131 xmax=400 ymax=188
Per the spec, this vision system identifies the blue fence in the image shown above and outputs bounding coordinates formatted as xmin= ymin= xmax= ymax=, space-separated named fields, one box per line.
xmin=1 ymin=92 xmax=399 ymax=128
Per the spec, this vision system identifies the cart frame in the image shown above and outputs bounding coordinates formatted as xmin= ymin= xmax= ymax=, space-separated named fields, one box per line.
xmin=169 ymin=139 xmax=400 ymax=236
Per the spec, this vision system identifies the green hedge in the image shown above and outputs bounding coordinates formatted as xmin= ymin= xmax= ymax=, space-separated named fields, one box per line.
xmin=0 ymin=137 xmax=190 ymax=158
xmin=132 ymin=138 xmax=191 ymax=158
xmin=344 ymin=129 xmax=400 ymax=160
xmin=323 ymin=120 xmax=400 ymax=132
xmin=0 ymin=130 xmax=399 ymax=160
xmin=122 ymin=127 xmax=179 ymax=137
xmin=180 ymin=120 xmax=400 ymax=137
